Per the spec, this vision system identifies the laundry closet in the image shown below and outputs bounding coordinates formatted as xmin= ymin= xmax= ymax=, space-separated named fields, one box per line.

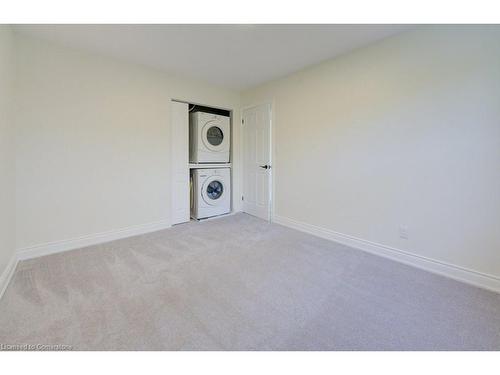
xmin=171 ymin=101 xmax=233 ymax=225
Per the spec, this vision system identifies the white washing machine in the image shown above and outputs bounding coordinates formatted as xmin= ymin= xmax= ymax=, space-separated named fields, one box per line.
xmin=191 ymin=168 xmax=231 ymax=219
xmin=189 ymin=111 xmax=230 ymax=163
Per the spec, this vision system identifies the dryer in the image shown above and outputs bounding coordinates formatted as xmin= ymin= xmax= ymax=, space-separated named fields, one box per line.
xmin=189 ymin=111 xmax=230 ymax=163
xmin=191 ymin=168 xmax=231 ymax=219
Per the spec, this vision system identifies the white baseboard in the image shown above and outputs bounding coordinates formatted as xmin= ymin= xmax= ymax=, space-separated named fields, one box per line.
xmin=0 ymin=253 xmax=19 ymax=300
xmin=273 ymin=214 xmax=500 ymax=293
xmin=17 ymin=219 xmax=172 ymax=261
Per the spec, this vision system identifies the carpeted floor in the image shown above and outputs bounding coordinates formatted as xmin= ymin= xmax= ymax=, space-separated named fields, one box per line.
xmin=0 ymin=213 xmax=499 ymax=350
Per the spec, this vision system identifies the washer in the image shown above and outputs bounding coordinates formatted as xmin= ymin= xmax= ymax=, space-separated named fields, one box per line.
xmin=189 ymin=111 xmax=230 ymax=163
xmin=191 ymin=168 xmax=231 ymax=219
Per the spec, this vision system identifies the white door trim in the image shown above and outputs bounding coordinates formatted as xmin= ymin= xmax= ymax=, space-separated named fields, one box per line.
xmin=241 ymin=102 xmax=273 ymax=222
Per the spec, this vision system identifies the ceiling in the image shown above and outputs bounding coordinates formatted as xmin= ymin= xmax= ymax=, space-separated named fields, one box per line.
xmin=14 ymin=25 xmax=413 ymax=90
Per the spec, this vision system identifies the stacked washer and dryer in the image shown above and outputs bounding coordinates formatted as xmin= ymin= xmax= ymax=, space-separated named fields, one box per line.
xmin=189 ymin=110 xmax=231 ymax=220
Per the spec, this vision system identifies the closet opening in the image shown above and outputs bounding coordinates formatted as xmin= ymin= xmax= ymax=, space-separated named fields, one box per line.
xmin=170 ymin=100 xmax=234 ymax=225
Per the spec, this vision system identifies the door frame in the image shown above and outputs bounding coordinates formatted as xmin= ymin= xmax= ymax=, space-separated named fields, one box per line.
xmin=240 ymin=101 xmax=274 ymax=222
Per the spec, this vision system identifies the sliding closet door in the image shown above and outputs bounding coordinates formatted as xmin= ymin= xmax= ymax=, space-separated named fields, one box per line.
xmin=171 ymin=101 xmax=190 ymax=225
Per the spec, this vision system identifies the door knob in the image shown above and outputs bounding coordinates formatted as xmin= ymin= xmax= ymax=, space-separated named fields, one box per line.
xmin=259 ymin=165 xmax=270 ymax=169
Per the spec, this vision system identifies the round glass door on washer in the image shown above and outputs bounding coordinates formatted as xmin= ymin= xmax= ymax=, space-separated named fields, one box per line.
xmin=189 ymin=111 xmax=230 ymax=163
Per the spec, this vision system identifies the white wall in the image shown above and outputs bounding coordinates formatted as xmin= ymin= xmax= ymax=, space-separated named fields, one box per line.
xmin=0 ymin=26 xmax=16 ymax=280
xmin=242 ymin=26 xmax=500 ymax=279
xmin=14 ymin=34 xmax=241 ymax=250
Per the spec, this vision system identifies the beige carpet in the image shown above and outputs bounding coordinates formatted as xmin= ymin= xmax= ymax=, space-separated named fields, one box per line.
xmin=0 ymin=213 xmax=499 ymax=350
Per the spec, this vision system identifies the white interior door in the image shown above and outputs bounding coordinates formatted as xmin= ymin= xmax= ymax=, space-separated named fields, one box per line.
xmin=242 ymin=104 xmax=272 ymax=221
xmin=171 ymin=101 xmax=190 ymax=225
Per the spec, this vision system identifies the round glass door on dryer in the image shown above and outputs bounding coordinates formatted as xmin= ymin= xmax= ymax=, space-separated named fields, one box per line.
xmin=190 ymin=112 xmax=230 ymax=163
